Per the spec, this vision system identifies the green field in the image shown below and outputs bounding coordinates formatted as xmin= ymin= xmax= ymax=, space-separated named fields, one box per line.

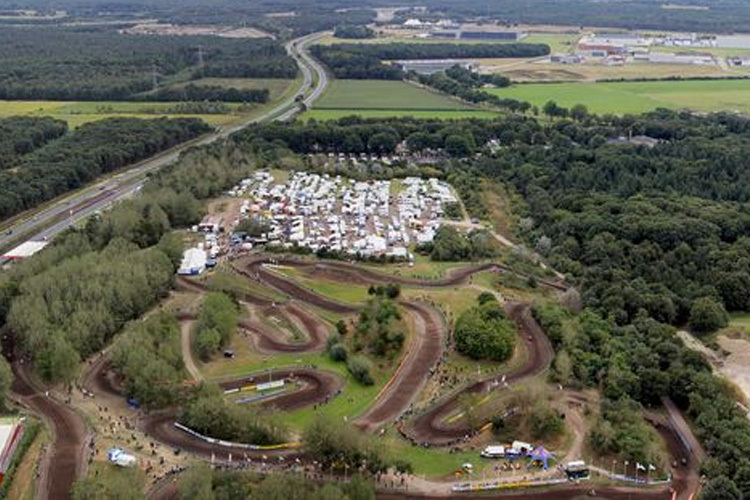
xmin=490 ymin=79 xmax=750 ymax=114
xmin=309 ymin=79 xmax=500 ymax=120
xmin=0 ymin=78 xmax=298 ymax=128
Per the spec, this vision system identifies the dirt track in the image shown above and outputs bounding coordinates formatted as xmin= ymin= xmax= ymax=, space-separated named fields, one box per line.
xmin=355 ymin=301 xmax=446 ymax=431
xmin=237 ymin=301 xmax=329 ymax=353
xmin=11 ymin=363 xmax=87 ymax=500
xmin=406 ymin=302 xmax=555 ymax=445
xmin=218 ymin=368 xmax=343 ymax=412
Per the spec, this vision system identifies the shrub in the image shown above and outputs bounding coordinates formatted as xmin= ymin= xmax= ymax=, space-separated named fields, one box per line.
xmin=347 ymin=355 xmax=374 ymax=385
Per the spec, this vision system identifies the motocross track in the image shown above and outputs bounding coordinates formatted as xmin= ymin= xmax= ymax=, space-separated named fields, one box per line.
xmin=95 ymin=256 xmax=694 ymax=500
xmin=406 ymin=302 xmax=555 ymax=444
xmin=242 ymin=256 xmax=568 ymax=292
xmin=354 ymin=301 xmax=446 ymax=431
xmin=10 ymin=362 xmax=87 ymax=500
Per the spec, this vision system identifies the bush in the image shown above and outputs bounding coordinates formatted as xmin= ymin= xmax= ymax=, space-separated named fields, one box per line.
xmin=454 ymin=300 xmax=516 ymax=362
xmin=689 ymin=297 xmax=729 ymax=335
xmin=529 ymin=406 xmax=565 ymax=440
xmin=329 ymin=343 xmax=348 ymax=362
xmin=347 ymin=355 xmax=374 ymax=386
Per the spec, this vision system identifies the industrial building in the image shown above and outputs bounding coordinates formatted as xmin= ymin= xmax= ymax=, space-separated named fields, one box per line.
xmin=396 ymin=59 xmax=478 ymax=75
xmin=428 ymin=29 xmax=526 ymax=41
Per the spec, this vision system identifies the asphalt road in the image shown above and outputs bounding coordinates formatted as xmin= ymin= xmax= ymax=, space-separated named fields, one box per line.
xmin=0 ymin=31 xmax=329 ymax=262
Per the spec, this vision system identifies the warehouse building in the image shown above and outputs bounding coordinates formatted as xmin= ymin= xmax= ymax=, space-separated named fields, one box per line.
xmin=397 ymin=59 xmax=478 ymax=75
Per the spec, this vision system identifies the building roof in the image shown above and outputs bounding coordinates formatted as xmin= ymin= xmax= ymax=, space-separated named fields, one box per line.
xmin=2 ymin=240 xmax=48 ymax=260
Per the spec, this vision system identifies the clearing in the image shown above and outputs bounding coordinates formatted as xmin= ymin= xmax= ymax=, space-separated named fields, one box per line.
xmin=489 ymin=79 xmax=750 ymax=114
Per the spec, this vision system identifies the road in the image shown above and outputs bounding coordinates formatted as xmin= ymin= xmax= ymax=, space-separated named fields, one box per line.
xmin=0 ymin=31 xmax=329 ymax=263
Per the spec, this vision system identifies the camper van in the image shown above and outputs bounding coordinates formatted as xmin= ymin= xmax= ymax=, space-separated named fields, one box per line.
xmin=480 ymin=445 xmax=506 ymax=458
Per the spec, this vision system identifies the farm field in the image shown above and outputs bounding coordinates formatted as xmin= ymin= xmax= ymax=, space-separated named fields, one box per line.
xmin=0 ymin=78 xmax=298 ymax=128
xmin=308 ymin=79 xmax=500 ymax=120
xmin=482 ymin=59 xmax=731 ymax=82
xmin=0 ymin=100 xmax=240 ymax=128
xmin=490 ymin=79 xmax=750 ymax=114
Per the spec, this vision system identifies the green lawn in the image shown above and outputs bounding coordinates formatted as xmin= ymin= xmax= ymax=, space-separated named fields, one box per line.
xmin=312 ymin=80 xmax=500 ymax=119
xmin=489 ymin=79 xmax=750 ymax=115
xmin=274 ymin=266 xmax=370 ymax=304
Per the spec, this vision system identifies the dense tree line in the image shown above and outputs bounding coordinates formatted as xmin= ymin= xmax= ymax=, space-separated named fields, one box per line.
xmin=0 ymin=117 xmax=211 ymax=221
xmin=0 ymin=26 xmax=296 ymax=101
xmin=178 ymin=466 xmax=375 ymax=500
xmin=194 ymin=292 xmax=238 ymax=360
xmin=148 ymin=84 xmax=269 ymax=104
xmin=253 ymin=9 xmax=376 ymax=38
xmin=310 ymin=42 xmax=548 ymax=80
xmin=180 ymin=384 xmax=288 ymax=445
xmin=7 ymin=237 xmax=175 ymax=382
xmin=111 ymin=313 xmax=186 ymax=409
xmin=410 ymin=66 xmax=531 ymax=113
xmin=454 ymin=295 xmax=515 ymax=361
xmin=0 ymin=117 xmax=67 ymax=170
xmin=333 ymin=24 xmax=376 ymax=39
xmin=422 ymin=225 xmax=496 ymax=261
xmin=302 ymin=414 xmax=404 ymax=474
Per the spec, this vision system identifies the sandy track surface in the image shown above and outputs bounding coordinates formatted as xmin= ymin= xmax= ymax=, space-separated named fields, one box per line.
xmin=406 ymin=302 xmax=554 ymax=444
xmin=11 ymin=363 xmax=88 ymax=500
xmin=355 ymin=301 xmax=446 ymax=431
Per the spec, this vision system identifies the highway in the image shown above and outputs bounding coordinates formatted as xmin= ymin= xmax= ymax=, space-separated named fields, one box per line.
xmin=0 ymin=31 xmax=329 ymax=262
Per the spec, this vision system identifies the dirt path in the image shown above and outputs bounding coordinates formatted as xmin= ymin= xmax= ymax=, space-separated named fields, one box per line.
xmin=355 ymin=302 xmax=446 ymax=431
xmin=180 ymin=320 xmax=203 ymax=382
xmin=11 ymin=363 xmax=88 ymax=500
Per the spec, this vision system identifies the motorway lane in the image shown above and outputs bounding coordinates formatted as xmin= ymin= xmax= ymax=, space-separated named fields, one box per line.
xmin=0 ymin=31 xmax=329 ymax=260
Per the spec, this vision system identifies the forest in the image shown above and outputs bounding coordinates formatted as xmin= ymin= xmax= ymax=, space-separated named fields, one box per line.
xmin=0 ymin=26 xmax=296 ymax=101
xmin=10 ymin=0 xmax=750 ymax=35
xmin=0 ymin=117 xmax=211 ymax=221
xmin=0 ymin=117 xmax=68 ymax=170
xmin=0 ymin=130 xmax=255 ymax=383
xmin=310 ymin=42 xmax=549 ymax=80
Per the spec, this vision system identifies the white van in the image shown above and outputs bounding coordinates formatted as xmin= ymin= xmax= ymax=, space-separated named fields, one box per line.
xmin=480 ymin=445 xmax=506 ymax=458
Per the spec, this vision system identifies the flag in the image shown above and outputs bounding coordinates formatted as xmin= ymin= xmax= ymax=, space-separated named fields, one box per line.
xmin=649 ymin=464 xmax=656 ymax=471
xmin=636 ymin=463 xmax=646 ymax=471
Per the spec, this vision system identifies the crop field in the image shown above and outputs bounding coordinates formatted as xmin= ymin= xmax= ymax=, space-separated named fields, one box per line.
xmin=490 ymin=79 xmax=750 ymax=114
xmin=0 ymin=100 xmax=243 ymax=128
xmin=308 ymin=80 xmax=500 ymax=120
xmin=483 ymin=59 xmax=731 ymax=82
xmin=0 ymin=78 xmax=298 ymax=127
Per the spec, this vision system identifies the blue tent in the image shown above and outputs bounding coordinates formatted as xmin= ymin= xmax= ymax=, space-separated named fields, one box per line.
xmin=528 ymin=446 xmax=553 ymax=469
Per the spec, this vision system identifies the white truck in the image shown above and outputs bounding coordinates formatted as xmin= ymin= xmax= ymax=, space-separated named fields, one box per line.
xmin=107 ymin=447 xmax=137 ymax=467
